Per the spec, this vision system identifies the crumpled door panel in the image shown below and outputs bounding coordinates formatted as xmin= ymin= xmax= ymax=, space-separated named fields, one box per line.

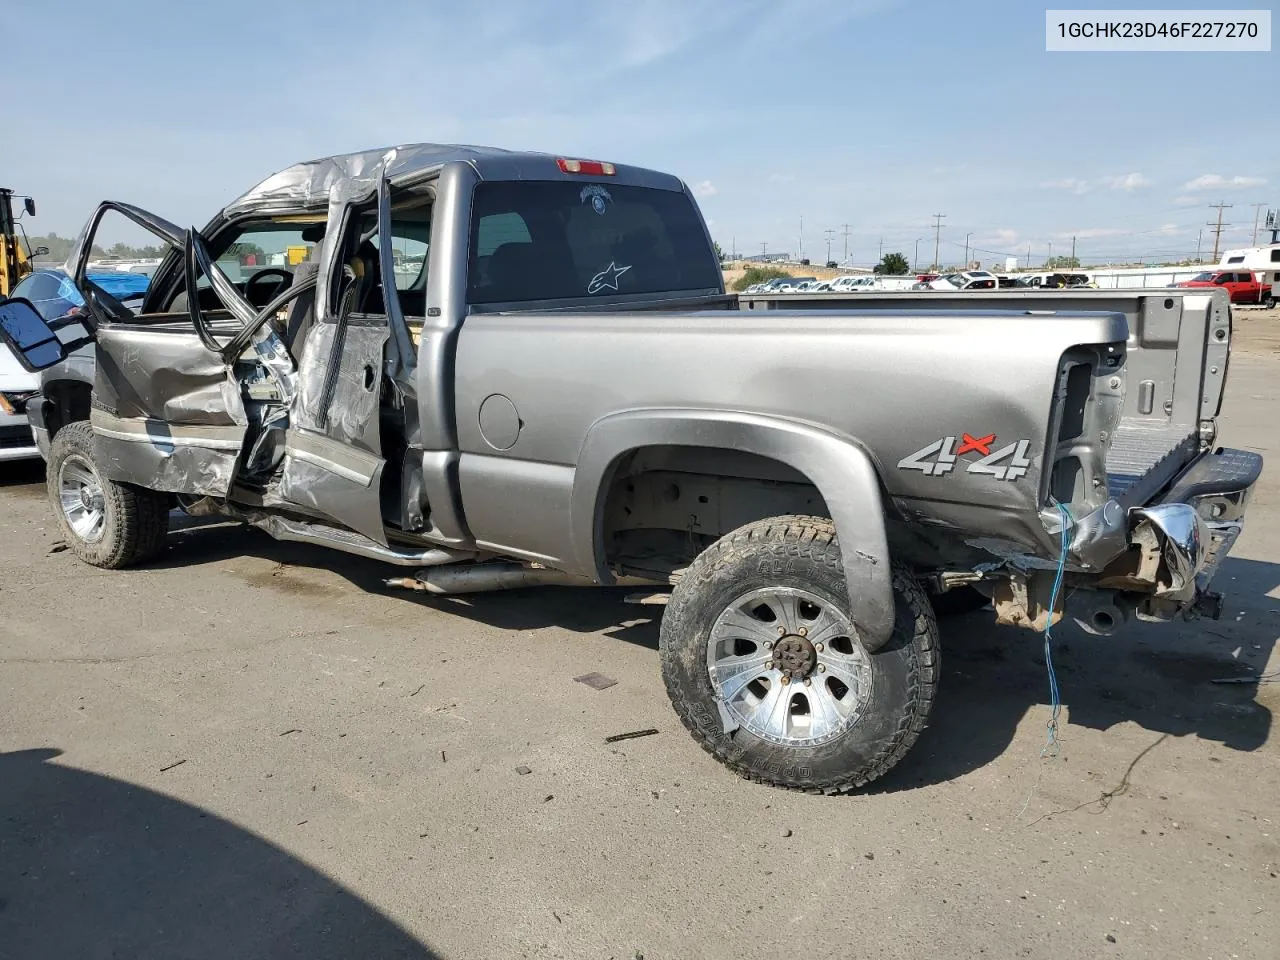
xmin=280 ymin=315 xmax=389 ymax=543
xmin=92 ymin=324 xmax=248 ymax=497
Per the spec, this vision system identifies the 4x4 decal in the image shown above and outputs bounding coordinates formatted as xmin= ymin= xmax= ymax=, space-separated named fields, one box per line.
xmin=898 ymin=433 xmax=1032 ymax=482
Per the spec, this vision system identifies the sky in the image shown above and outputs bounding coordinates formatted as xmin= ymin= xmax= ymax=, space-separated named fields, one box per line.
xmin=5 ymin=0 xmax=1277 ymax=268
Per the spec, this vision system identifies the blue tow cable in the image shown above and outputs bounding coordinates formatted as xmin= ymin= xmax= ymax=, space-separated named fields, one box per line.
xmin=1041 ymin=502 xmax=1073 ymax=757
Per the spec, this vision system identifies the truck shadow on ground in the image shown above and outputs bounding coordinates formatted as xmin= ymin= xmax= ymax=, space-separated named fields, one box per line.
xmin=156 ymin=521 xmax=1277 ymax=792
xmin=874 ymin=555 xmax=1278 ymax=792
xmin=0 ymin=747 xmax=439 ymax=960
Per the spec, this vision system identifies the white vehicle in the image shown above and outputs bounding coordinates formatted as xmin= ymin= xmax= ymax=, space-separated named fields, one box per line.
xmin=922 ymin=270 xmax=998 ymax=291
xmin=872 ymin=275 xmax=921 ymax=292
xmin=772 ymin=276 xmax=817 ymax=293
xmin=830 ymin=276 xmax=874 ymax=292
xmin=1016 ymin=271 xmax=1094 ymax=289
xmin=0 ymin=345 xmax=40 ymax=462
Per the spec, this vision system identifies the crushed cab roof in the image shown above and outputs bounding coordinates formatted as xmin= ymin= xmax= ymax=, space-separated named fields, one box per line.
xmin=224 ymin=143 xmax=682 ymax=215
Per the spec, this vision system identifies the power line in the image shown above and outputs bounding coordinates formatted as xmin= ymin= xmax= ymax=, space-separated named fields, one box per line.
xmin=1207 ymin=202 xmax=1232 ymax=262
xmin=930 ymin=213 xmax=946 ymax=271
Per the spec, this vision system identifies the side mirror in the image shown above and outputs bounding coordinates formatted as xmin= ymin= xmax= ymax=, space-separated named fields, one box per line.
xmin=23 ymin=197 xmax=36 ymax=217
xmin=32 ymin=245 xmax=49 ymax=257
xmin=0 ymin=298 xmax=70 ymax=371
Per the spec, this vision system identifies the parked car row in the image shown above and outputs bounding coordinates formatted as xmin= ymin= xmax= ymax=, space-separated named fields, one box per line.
xmin=743 ymin=274 xmax=923 ymax=294
xmin=745 ymin=269 xmax=1106 ymax=295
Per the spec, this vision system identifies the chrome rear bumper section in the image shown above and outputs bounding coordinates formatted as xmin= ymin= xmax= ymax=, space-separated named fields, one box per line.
xmin=1132 ymin=447 xmax=1262 ymax=622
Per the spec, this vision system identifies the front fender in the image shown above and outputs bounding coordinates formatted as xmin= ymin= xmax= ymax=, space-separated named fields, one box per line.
xmin=571 ymin=409 xmax=896 ymax=650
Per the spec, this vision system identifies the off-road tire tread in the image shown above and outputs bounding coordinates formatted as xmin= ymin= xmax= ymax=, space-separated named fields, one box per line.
xmin=48 ymin=421 xmax=169 ymax=568
xmin=660 ymin=515 xmax=938 ymax=795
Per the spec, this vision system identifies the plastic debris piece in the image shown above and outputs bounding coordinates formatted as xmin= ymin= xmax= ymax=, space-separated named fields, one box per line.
xmin=574 ymin=672 xmax=617 ymax=691
xmin=604 ymin=728 xmax=659 ymax=743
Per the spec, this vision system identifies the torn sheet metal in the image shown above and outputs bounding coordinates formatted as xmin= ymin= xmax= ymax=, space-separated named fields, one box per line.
xmin=293 ymin=318 xmax=388 ymax=447
xmin=90 ymin=408 xmax=242 ymax=496
xmin=222 ymin=144 xmax=470 ymax=217
xmin=279 ymin=447 xmax=387 ymax=545
xmin=91 ymin=324 xmax=249 ymax=497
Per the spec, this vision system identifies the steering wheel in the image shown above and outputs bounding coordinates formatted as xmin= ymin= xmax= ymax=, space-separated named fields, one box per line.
xmin=243 ymin=268 xmax=293 ymax=308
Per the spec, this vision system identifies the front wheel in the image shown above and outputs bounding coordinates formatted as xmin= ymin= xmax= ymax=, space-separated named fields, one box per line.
xmin=660 ymin=516 xmax=939 ymax=793
xmin=47 ymin=421 xmax=170 ymax=568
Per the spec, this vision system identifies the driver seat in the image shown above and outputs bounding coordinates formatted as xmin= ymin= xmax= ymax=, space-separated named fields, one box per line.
xmin=283 ymin=260 xmax=321 ymax=354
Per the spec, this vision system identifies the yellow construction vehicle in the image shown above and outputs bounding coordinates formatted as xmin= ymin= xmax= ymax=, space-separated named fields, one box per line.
xmin=0 ymin=187 xmax=47 ymax=298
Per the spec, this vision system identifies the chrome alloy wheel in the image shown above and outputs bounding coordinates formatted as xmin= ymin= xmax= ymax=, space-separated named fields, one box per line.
xmin=706 ymin=586 xmax=874 ymax=746
xmin=58 ymin=454 xmax=108 ymax=543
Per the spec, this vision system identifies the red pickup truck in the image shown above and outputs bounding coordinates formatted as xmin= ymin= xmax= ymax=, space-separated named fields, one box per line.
xmin=1176 ymin=269 xmax=1273 ymax=305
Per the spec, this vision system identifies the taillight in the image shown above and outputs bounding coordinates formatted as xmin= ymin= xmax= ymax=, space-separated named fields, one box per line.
xmin=556 ymin=158 xmax=616 ymax=176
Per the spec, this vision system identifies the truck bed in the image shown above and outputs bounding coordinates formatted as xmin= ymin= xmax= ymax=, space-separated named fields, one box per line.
xmin=740 ymin=288 xmax=1232 ymax=509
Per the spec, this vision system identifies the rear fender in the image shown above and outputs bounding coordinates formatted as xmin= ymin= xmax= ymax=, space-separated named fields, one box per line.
xmin=572 ymin=409 xmax=895 ymax=649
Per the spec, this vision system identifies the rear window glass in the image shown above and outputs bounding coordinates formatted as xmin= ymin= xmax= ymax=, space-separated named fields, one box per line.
xmin=467 ymin=181 xmax=721 ymax=304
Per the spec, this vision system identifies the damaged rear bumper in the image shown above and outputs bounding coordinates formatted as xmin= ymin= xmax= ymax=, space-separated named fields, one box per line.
xmin=1128 ymin=447 xmax=1261 ymax=621
xmin=993 ymin=448 xmax=1261 ymax=633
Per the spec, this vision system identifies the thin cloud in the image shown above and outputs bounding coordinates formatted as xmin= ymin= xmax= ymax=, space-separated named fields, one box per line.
xmin=1181 ymin=173 xmax=1268 ymax=191
xmin=1042 ymin=178 xmax=1092 ymax=195
xmin=1054 ymin=227 xmax=1128 ymax=240
xmin=979 ymin=229 xmax=1019 ymax=246
xmin=693 ymin=180 xmax=718 ymax=198
xmin=1103 ymin=172 xmax=1150 ymax=191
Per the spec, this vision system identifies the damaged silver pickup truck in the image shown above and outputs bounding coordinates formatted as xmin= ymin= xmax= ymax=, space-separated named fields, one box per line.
xmin=0 ymin=144 xmax=1263 ymax=793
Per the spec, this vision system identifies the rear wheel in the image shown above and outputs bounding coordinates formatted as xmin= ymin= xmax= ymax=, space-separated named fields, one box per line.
xmin=660 ymin=516 xmax=938 ymax=793
xmin=47 ymin=421 xmax=169 ymax=568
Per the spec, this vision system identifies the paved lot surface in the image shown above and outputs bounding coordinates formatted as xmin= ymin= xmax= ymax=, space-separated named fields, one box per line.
xmin=2 ymin=326 xmax=1278 ymax=960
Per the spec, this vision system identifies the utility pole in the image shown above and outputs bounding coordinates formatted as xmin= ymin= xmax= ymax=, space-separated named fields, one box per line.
xmin=1047 ymin=241 xmax=1054 ymax=267
xmin=824 ymin=228 xmax=835 ymax=264
xmin=1250 ymin=202 xmax=1265 ymax=245
xmin=1025 ymin=242 xmax=1031 ymax=267
xmin=841 ymin=224 xmax=851 ymax=263
xmin=799 ymin=216 xmax=804 ymax=261
xmin=761 ymin=242 xmax=767 ymax=258
xmin=1207 ymin=202 xmax=1232 ymax=262
xmin=930 ymin=213 xmax=945 ymax=271
xmin=1195 ymin=228 xmax=1203 ymax=263
xmin=878 ymin=237 xmax=883 ymax=262
xmin=963 ymin=232 xmax=973 ymax=268
xmin=1070 ymin=235 xmax=1076 ymax=264
xmin=731 ymin=235 xmax=736 ymax=259
xmin=913 ymin=238 xmax=922 ymax=270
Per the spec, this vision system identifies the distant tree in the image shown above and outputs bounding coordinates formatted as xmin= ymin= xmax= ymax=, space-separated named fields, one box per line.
xmin=26 ymin=233 xmax=75 ymax=262
xmin=1044 ymin=256 xmax=1081 ymax=269
xmin=713 ymin=241 xmax=726 ymax=263
xmin=732 ymin=265 xmax=791 ymax=292
xmin=874 ymin=252 xmax=910 ymax=275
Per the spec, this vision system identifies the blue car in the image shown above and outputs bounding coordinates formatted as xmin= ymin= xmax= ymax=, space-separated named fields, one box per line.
xmin=8 ymin=268 xmax=150 ymax=322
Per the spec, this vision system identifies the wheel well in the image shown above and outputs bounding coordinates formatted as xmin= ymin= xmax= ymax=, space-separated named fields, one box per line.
xmin=599 ymin=445 xmax=830 ymax=579
xmin=42 ymin=380 xmax=93 ymax=440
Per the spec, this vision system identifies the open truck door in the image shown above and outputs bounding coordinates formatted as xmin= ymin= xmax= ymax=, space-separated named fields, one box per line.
xmin=6 ymin=195 xmax=392 ymax=544
xmin=62 ymin=202 xmax=259 ymax=498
